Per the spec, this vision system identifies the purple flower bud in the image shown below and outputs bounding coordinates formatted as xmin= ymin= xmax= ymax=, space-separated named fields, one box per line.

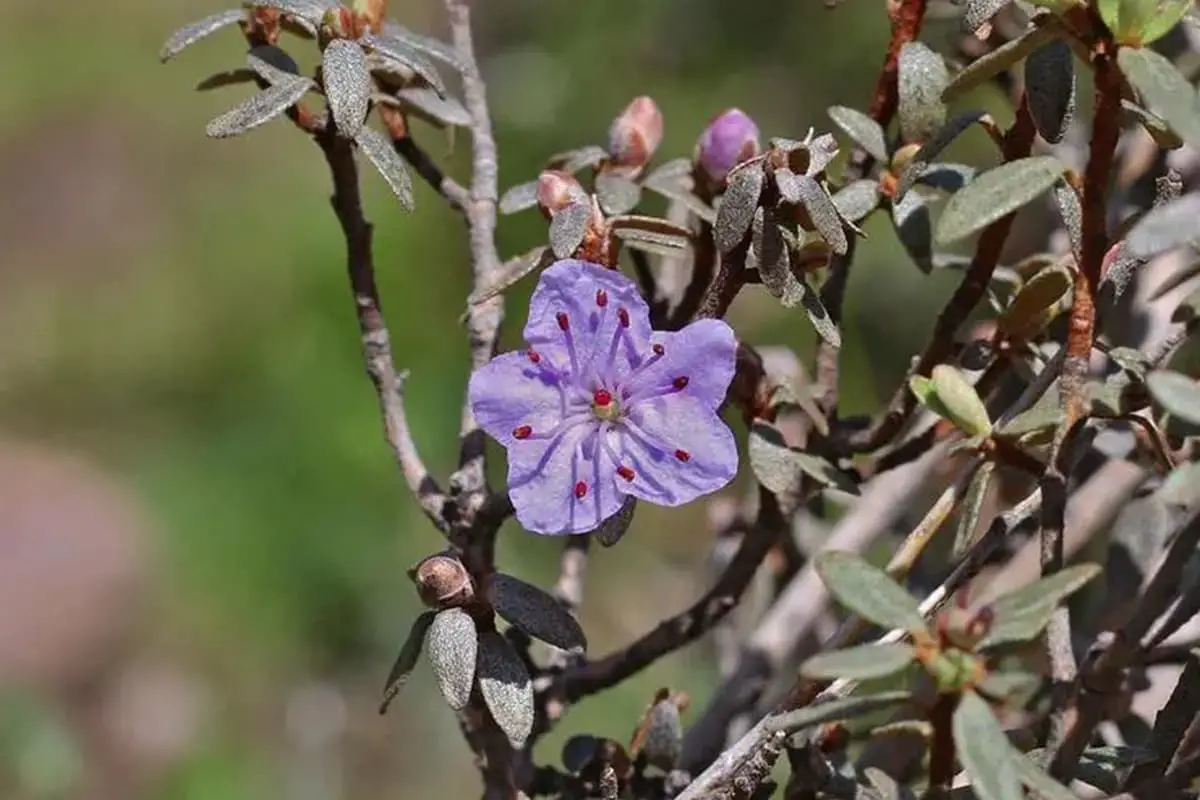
xmin=608 ymin=96 xmax=663 ymax=170
xmin=696 ymin=108 xmax=760 ymax=184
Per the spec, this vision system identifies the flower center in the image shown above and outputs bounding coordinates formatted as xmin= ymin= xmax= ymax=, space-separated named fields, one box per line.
xmin=591 ymin=388 xmax=621 ymax=421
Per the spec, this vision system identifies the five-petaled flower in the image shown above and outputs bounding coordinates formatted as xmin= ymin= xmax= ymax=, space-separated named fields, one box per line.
xmin=468 ymin=260 xmax=739 ymax=535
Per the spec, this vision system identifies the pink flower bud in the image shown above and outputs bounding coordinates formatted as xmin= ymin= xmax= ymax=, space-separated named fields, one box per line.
xmin=696 ymin=108 xmax=760 ymax=184
xmin=608 ymin=96 xmax=663 ymax=169
xmin=536 ymin=170 xmax=586 ymax=217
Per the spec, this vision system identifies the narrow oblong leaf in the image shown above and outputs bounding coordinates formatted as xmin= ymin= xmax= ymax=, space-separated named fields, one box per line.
xmin=748 ymin=422 xmax=856 ymax=496
xmin=492 ymin=572 xmax=587 ymax=653
xmin=943 ymin=23 xmax=1063 ymax=102
xmin=1012 ymin=752 xmax=1080 ymax=800
xmin=895 ymin=110 xmax=989 ymax=201
xmin=1124 ymin=194 xmax=1200 ymax=260
xmin=244 ymin=0 xmax=327 ymax=24
xmin=795 ymin=174 xmax=848 ymax=255
xmin=799 ymin=278 xmax=842 ymax=349
xmin=715 ymin=164 xmax=764 ymax=253
xmin=954 ymin=460 xmax=995 ymax=557
xmin=1147 ymin=370 xmax=1200 ymax=425
xmin=595 ymin=171 xmax=642 ymax=216
xmin=827 ymin=105 xmax=889 ymax=162
xmin=161 ymin=9 xmax=244 ymax=62
xmin=476 ymin=631 xmax=534 ymax=748
xmin=381 ymin=20 xmax=466 ymax=72
xmin=800 ymin=642 xmax=916 ymax=680
xmin=954 ymin=692 xmax=1023 ymax=800
xmin=935 ymin=156 xmax=1066 ymax=245
xmin=498 ymin=180 xmax=540 ymax=215
xmin=247 ymin=45 xmax=302 ymax=84
xmin=753 ymin=207 xmax=804 ymax=307
xmin=362 ymin=34 xmax=447 ymax=97
xmin=323 ymin=39 xmax=371 ymax=138
xmin=592 ymin=496 xmax=636 ymax=547
xmin=893 ymin=191 xmax=933 ymax=272
xmin=549 ymin=145 xmax=609 ymax=175
xmin=998 ymin=263 xmax=1072 ymax=340
xmin=1122 ymin=100 xmax=1184 ymax=150
xmin=639 ymin=700 xmax=684 ymax=770
xmin=766 ymin=691 xmax=913 ymax=735
xmin=898 ymin=42 xmax=950 ymax=143
xmin=549 ymin=202 xmax=591 ymax=259
xmin=205 ymin=75 xmax=313 ymax=138
xmin=379 ymin=611 xmax=435 ymax=714
xmin=1118 ymin=47 xmax=1200 ymax=149
xmin=1053 ymin=179 xmax=1083 ymax=260
xmin=396 ymin=86 xmax=471 ymax=128
xmin=815 ymin=550 xmax=927 ymax=633
xmin=196 ymin=69 xmax=258 ymax=92
xmin=469 ymin=247 xmax=554 ymax=305
xmin=425 ymin=607 xmax=478 ymax=710
xmin=832 ymin=179 xmax=880 ymax=223
xmin=355 ymin=127 xmax=414 ymax=210
xmin=979 ymin=563 xmax=1102 ymax=648
xmin=1025 ymin=39 xmax=1076 ymax=144
xmin=613 ymin=227 xmax=692 ymax=258
xmin=931 ymin=364 xmax=992 ymax=436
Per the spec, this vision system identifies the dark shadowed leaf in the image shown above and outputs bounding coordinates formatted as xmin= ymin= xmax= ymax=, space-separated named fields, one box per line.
xmin=1118 ymin=47 xmax=1200 ymax=149
xmin=1013 ymin=752 xmax=1083 ymax=800
xmin=715 ymin=163 xmax=764 ymax=253
xmin=1025 ymin=40 xmax=1076 ymax=144
xmin=640 ymin=700 xmax=683 ymax=770
xmin=954 ymin=461 xmax=995 ymax=556
xmin=998 ymin=263 xmax=1072 ymax=340
xmin=916 ymin=163 xmax=976 ymax=194
xmin=943 ymin=23 xmax=1062 ymax=102
xmin=492 ymin=572 xmax=587 ymax=653
xmin=355 ymin=127 xmax=414 ymax=210
xmin=1125 ymin=194 xmax=1200 ymax=260
xmin=469 ymin=247 xmax=554 ymax=305
xmin=828 ymin=106 xmax=889 ymax=162
xmin=893 ymin=191 xmax=933 ymax=272
xmin=898 ymin=42 xmax=950 ymax=143
xmin=196 ymin=69 xmax=258 ymax=92
xmin=964 ymin=0 xmax=1013 ymax=33
xmin=932 ymin=364 xmax=992 ymax=436
xmin=996 ymin=381 xmax=1063 ymax=440
xmin=381 ymin=20 xmax=466 ymax=72
xmin=323 ymin=39 xmax=371 ymax=138
xmin=205 ymin=75 xmax=313 ymax=138
xmin=1147 ymin=370 xmax=1200 ymax=425
xmin=815 ymin=551 xmax=926 ymax=633
xmin=498 ymin=180 xmax=540 ymax=215
xmin=935 ymin=156 xmax=1066 ymax=245
xmin=832 ymin=179 xmax=880 ymax=222
xmin=799 ymin=277 xmax=842 ymax=348
xmin=477 ymin=631 xmax=534 ymax=748
xmin=592 ymin=496 xmax=637 ymax=547
xmin=425 ymin=607 xmax=478 ymax=710
xmin=954 ymin=692 xmax=1023 ymax=800
xmin=549 ymin=145 xmax=609 ymax=175
xmin=795 ymin=175 xmax=847 ymax=255
xmin=247 ymin=45 xmax=301 ymax=84
xmin=766 ymin=691 xmax=913 ymax=735
xmin=549 ymin=202 xmax=591 ymax=259
xmin=753 ymin=207 xmax=804 ymax=307
xmin=161 ymin=9 xmax=244 ymax=62
xmin=895 ymin=110 xmax=989 ymax=201
xmin=801 ymin=642 xmax=916 ymax=680
xmin=379 ymin=610 xmax=435 ymax=714
xmin=595 ymin=171 xmax=642 ymax=216
xmin=396 ymin=86 xmax=471 ymax=128
xmin=980 ymin=563 xmax=1101 ymax=648
xmin=561 ymin=734 xmax=602 ymax=773
xmin=363 ymin=33 xmax=448 ymax=96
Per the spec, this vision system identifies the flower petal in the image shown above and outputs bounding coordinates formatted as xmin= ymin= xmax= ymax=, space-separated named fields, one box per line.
xmin=615 ymin=394 xmax=738 ymax=506
xmin=524 ymin=259 xmax=654 ymax=385
xmin=630 ymin=319 xmax=738 ymax=409
xmin=508 ymin=424 xmax=626 ymax=535
xmin=468 ymin=351 xmax=566 ymax=447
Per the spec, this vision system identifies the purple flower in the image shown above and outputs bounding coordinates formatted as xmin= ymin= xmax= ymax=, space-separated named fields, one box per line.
xmin=696 ymin=108 xmax=761 ymax=184
xmin=468 ymin=260 xmax=739 ymax=535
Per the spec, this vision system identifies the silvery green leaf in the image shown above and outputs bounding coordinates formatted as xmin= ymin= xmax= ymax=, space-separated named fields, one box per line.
xmin=898 ymin=42 xmax=950 ymax=143
xmin=595 ymin=171 xmax=642 ymax=216
xmin=980 ymin=564 xmax=1102 ymax=648
xmin=1013 ymin=752 xmax=1082 ymax=800
xmin=715 ymin=163 xmax=764 ymax=253
xmin=426 ymin=607 xmax=478 ymax=710
xmin=954 ymin=692 xmax=1023 ymax=800
xmin=832 ymin=179 xmax=880 ymax=223
xmin=499 ymin=180 xmax=540 ymax=216
xmin=397 ymin=86 xmax=470 ymax=128
xmin=1118 ymin=46 xmax=1200 ymax=149
xmin=895 ymin=110 xmax=989 ymax=201
xmin=800 ymin=642 xmax=916 ymax=680
xmin=642 ymin=176 xmax=716 ymax=223
xmin=205 ymin=75 xmax=313 ymax=138
xmin=550 ymin=145 xmax=609 ymax=175
xmin=355 ymin=127 xmax=414 ymax=210
xmin=476 ymin=631 xmax=534 ymax=748
xmin=378 ymin=610 xmax=435 ymax=714
xmin=753 ymin=207 xmax=804 ymax=307
xmin=816 ymin=550 xmax=926 ymax=632
xmin=1025 ymin=40 xmax=1076 ymax=144
xmin=492 ymin=572 xmax=587 ymax=653
xmin=799 ymin=277 xmax=842 ymax=349
xmin=1147 ymin=370 xmax=1200 ymax=425
xmin=935 ymin=156 xmax=1066 ymax=245
xmin=641 ymin=700 xmax=684 ymax=770
xmin=943 ymin=24 xmax=1063 ymax=103
xmin=246 ymin=0 xmax=327 ymax=24
xmin=748 ymin=422 xmax=857 ymax=496
xmin=805 ymin=132 xmax=840 ymax=177
xmin=1054 ymin=179 xmax=1083 ymax=259
xmin=549 ymin=202 xmax=591 ymax=259
xmin=828 ymin=106 xmax=888 ymax=162
xmin=247 ymin=45 xmax=302 ymax=85
xmin=795 ymin=174 xmax=848 ymax=255
xmin=892 ymin=190 xmax=933 ymax=272
xmin=362 ymin=34 xmax=447 ymax=97
xmin=381 ymin=20 xmax=467 ymax=72
xmin=323 ymin=39 xmax=371 ymax=138
xmin=964 ymin=0 xmax=1013 ymax=33
xmin=161 ymin=9 xmax=244 ymax=62
xmin=613 ymin=227 xmax=692 ymax=258
xmin=592 ymin=496 xmax=636 ymax=547
xmin=645 ymin=157 xmax=694 ymax=185
xmin=1125 ymin=194 xmax=1200 ymax=260
xmin=469 ymin=247 xmax=554 ymax=305
xmin=774 ymin=167 xmax=804 ymax=205
xmin=766 ymin=691 xmax=913 ymax=735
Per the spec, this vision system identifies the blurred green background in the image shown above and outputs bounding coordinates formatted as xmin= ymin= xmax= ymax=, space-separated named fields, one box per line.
xmin=0 ymin=0 xmax=1006 ymax=796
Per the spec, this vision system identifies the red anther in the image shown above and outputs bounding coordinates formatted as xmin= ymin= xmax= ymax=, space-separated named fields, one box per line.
xmin=556 ymin=312 xmax=570 ymax=331
xmin=513 ymin=425 xmax=532 ymax=439
xmin=672 ymin=376 xmax=690 ymax=390
xmin=596 ymin=289 xmax=608 ymax=307
xmin=593 ymin=389 xmax=613 ymax=406
xmin=527 ymin=349 xmax=541 ymax=363
xmin=618 ymin=307 xmax=630 ymax=328
xmin=574 ymin=481 xmax=588 ymax=499
xmin=616 ymin=465 xmax=635 ymax=481
xmin=652 ymin=343 xmax=665 ymax=355
xmin=675 ymin=449 xmax=691 ymax=462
